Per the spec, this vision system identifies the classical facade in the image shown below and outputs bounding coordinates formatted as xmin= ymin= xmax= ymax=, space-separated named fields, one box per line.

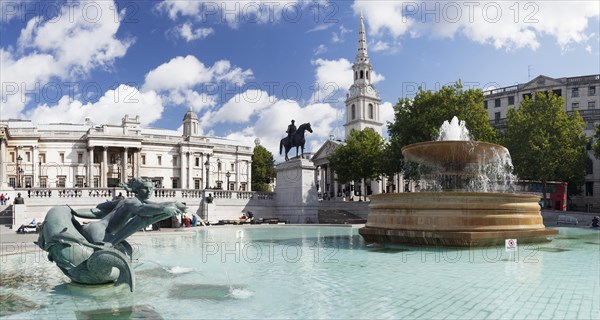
xmin=483 ymin=74 xmax=600 ymax=209
xmin=0 ymin=110 xmax=253 ymax=191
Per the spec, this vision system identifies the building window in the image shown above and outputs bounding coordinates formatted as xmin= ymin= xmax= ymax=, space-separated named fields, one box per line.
xmin=494 ymin=99 xmax=501 ymax=108
xmin=26 ymin=152 xmax=31 ymax=162
xmin=157 ymin=155 xmax=162 ymax=166
xmin=368 ymin=104 xmax=374 ymax=119
xmin=484 ymin=101 xmax=488 ymax=109
xmin=585 ymin=182 xmax=594 ymax=196
xmin=354 ymin=71 xmax=357 ymax=80
xmin=229 ymin=182 xmax=235 ymax=191
xmin=9 ymin=177 xmax=15 ymax=188
xmin=78 ymin=153 xmax=83 ymax=164
xmin=40 ymin=177 xmax=47 ymax=188
xmin=495 ymin=112 xmax=501 ymax=124
xmin=216 ymin=181 xmax=223 ymax=190
xmin=24 ymin=176 xmax=32 ymax=188
xmin=589 ymin=101 xmax=596 ymax=109
xmin=231 ymin=163 xmax=234 ymax=171
xmin=141 ymin=155 xmax=146 ymax=165
xmin=589 ymin=86 xmax=596 ymax=96
xmin=58 ymin=176 xmax=66 ymax=188
xmin=9 ymin=152 xmax=14 ymax=163
xmin=572 ymin=87 xmax=579 ymax=97
xmin=586 ymin=158 xmax=593 ymax=174
xmin=351 ymin=104 xmax=356 ymax=119
xmin=93 ymin=177 xmax=100 ymax=188
xmin=173 ymin=155 xmax=178 ymax=166
xmin=552 ymin=89 xmax=562 ymax=97
xmin=360 ymin=70 xmax=364 ymax=79
xmin=523 ymin=93 xmax=532 ymax=100
xmin=366 ymin=71 xmax=369 ymax=80
xmin=76 ymin=177 xmax=84 ymax=187
xmin=240 ymin=182 xmax=247 ymax=191
xmin=172 ymin=178 xmax=179 ymax=189
xmin=60 ymin=153 xmax=65 ymax=163
xmin=508 ymin=96 xmax=515 ymax=105
xmin=195 ymin=157 xmax=200 ymax=167
xmin=194 ymin=179 xmax=201 ymax=190
xmin=572 ymin=102 xmax=579 ymax=110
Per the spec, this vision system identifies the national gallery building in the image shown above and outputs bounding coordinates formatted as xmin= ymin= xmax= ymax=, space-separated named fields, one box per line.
xmin=0 ymin=111 xmax=253 ymax=192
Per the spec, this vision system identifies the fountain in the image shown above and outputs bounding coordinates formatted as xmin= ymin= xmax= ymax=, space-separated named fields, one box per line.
xmin=359 ymin=117 xmax=558 ymax=246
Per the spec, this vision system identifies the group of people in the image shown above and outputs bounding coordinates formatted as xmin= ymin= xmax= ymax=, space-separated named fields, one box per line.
xmin=1 ymin=193 xmax=25 ymax=205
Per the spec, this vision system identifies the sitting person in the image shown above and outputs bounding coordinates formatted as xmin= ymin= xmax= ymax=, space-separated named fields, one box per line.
xmin=592 ymin=216 xmax=599 ymax=228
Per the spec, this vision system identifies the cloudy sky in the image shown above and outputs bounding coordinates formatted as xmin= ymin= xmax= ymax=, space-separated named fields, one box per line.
xmin=1 ymin=0 xmax=599 ymax=159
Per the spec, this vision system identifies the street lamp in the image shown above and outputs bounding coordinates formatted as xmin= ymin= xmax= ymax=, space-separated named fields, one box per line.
xmin=16 ymin=155 xmax=22 ymax=188
xmin=226 ymin=171 xmax=231 ymax=190
xmin=204 ymin=160 xmax=210 ymax=189
xmin=38 ymin=154 xmax=42 ymax=187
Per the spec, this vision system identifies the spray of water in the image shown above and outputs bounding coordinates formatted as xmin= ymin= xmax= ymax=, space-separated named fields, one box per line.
xmin=411 ymin=116 xmax=517 ymax=193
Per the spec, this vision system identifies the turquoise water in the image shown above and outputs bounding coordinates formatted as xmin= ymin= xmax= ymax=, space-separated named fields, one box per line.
xmin=1 ymin=226 xmax=599 ymax=319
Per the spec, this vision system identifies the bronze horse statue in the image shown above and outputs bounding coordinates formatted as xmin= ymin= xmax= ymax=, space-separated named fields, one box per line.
xmin=279 ymin=122 xmax=313 ymax=161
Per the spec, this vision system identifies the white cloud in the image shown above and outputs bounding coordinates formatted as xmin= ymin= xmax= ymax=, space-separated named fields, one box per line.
xmin=310 ymin=58 xmax=384 ymax=103
xmin=314 ymin=44 xmax=328 ymax=55
xmin=306 ymin=24 xmax=332 ymax=33
xmin=353 ymin=0 xmax=600 ymax=51
xmin=177 ymin=22 xmax=214 ymax=42
xmin=1 ymin=0 xmax=132 ymax=119
xmin=379 ymin=101 xmax=395 ymax=135
xmin=206 ymin=90 xmax=273 ymax=125
xmin=157 ymin=0 xmax=307 ymax=28
xmin=24 ymin=85 xmax=164 ymax=127
xmin=331 ymin=25 xmax=352 ymax=43
xmin=17 ymin=0 xmax=132 ymax=77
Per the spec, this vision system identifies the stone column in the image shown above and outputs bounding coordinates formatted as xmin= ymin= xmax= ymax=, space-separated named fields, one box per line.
xmin=121 ymin=147 xmax=128 ymax=182
xmin=179 ymin=148 xmax=186 ymax=189
xmin=32 ymin=146 xmax=38 ymax=187
xmin=187 ymin=152 xmax=192 ymax=189
xmin=247 ymin=160 xmax=251 ymax=191
xmin=87 ymin=147 xmax=94 ymax=187
xmin=134 ymin=148 xmax=140 ymax=178
xmin=102 ymin=147 xmax=108 ymax=187
xmin=0 ymin=137 xmax=5 ymax=188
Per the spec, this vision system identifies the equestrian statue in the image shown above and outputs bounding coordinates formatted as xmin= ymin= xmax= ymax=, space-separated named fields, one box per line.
xmin=279 ymin=120 xmax=313 ymax=161
xmin=36 ymin=178 xmax=185 ymax=292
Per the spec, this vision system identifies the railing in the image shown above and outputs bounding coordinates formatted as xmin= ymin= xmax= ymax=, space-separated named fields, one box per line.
xmin=566 ymin=75 xmax=600 ymax=83
xmin=483 ymin=85 xmax=518 ymax=96
xmin=15 ymin=187 xmax=275 ymax=201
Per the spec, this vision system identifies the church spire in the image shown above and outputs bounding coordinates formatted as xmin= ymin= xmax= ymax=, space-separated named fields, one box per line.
xmin=356 ymin=12 xmax=369 ymax=64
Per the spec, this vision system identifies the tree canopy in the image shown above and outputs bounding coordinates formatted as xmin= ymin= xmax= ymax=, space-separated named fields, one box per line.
xmin=503 ymin=92 xmax=588 ymax=195
xmin=328 ymin=129 xmax=385 ymax=200
xmin=594 ymin=124 xmax=600 ymax=160
xmin=251 ymin=144 xmax=276 ymax=192
xmin=386 ymin=81 xmax=498 ymax=176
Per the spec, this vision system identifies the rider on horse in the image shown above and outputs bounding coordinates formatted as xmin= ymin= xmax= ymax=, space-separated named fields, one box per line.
xmin=286 ymin=120 xmax=297 ymax=146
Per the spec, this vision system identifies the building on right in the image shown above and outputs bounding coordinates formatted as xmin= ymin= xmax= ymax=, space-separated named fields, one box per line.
xmin=483 ymin=74 xmax=600 ymax=211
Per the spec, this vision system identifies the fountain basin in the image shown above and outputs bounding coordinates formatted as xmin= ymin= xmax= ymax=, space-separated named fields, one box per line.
xmin=359 ymin=192 xmax=558 ymax=247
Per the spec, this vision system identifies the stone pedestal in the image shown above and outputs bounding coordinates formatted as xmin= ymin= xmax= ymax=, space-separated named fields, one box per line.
xmin=274 ymin=158 xmax=318 ymax=223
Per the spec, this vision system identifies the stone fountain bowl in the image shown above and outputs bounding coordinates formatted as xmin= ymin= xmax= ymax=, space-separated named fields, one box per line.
xmin=401 ymin=140 xmax=510 ymax=170
xmin=359 ymin=192 xmax=558 ymax=247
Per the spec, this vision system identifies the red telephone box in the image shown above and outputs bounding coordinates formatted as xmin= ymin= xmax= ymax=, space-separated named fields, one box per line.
xmin=550 ymin=182 xmax=568 ymax=211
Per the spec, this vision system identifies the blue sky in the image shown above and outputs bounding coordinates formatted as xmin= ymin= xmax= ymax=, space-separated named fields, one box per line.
xmin=1 ymin=0 xmax=599 ymax=158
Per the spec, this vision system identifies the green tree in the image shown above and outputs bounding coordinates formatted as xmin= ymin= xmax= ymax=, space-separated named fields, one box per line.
xmin=329 ymin=129 xmax=385 ymax=201
xmin=387 ymin=81 xmax=498 ymax=177
xmin=593 ymin=124 xmax=600 ymax=160
xmin=251 ymin=144 xmax=276 ymax=192
xmin=503 ymin=92 xmax=588 ymax=199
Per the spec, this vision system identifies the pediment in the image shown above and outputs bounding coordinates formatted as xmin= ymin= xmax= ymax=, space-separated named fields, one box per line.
xmin=520 ymin=75 xmax=565 ymax=90
xmin=312 ymin=140 xmax=344 ymax=164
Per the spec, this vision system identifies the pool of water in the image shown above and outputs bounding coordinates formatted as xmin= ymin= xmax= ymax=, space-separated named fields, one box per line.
xmin=1 ymin=226 xmax=599 ymax=319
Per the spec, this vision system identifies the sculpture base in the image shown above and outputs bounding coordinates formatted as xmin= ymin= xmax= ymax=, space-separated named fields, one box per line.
xmin=359 ymin=227 xmax=558 ymax=247
xmin=359 ymin=192 xmax=559 ymax=247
